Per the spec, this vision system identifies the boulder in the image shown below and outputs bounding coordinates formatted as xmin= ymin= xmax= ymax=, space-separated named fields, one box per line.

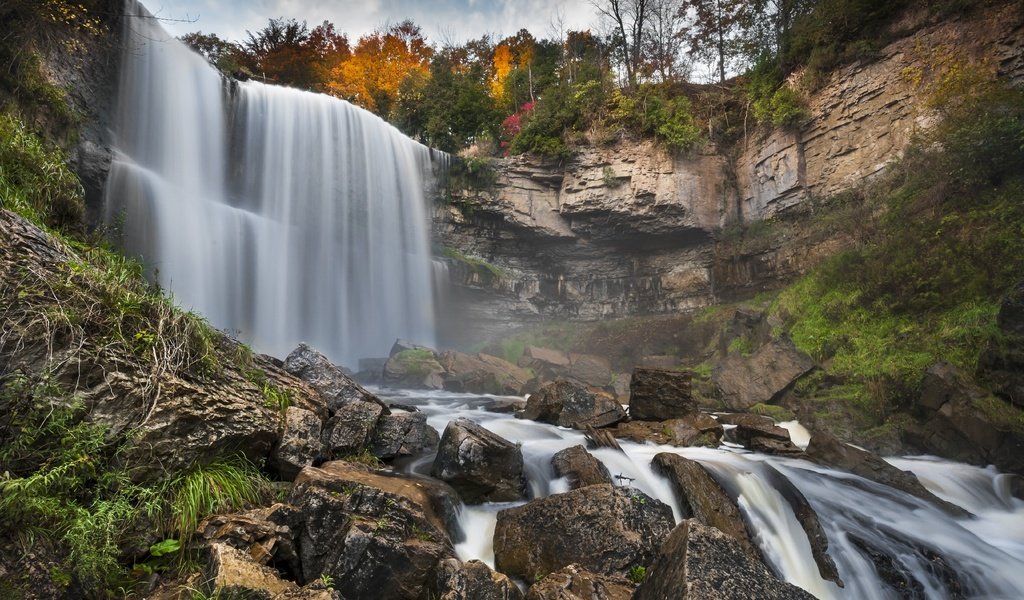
xmin=526 ymin=564 xmax=636 ymax=600
xmin=909 ymin=362 xmax=1024 ymax=475
xmin=551 ymin=445 xmax=612 ymax=489
xmin=389 ymin=339 xmax=436 ymax=357
xmin=651 ymin=454 xmax=760 ymax=561
xmin=322 ymin=400 xmax=384 ymax=457
xmin=568 ymin=353 xmax=614 ymax=388
xmin=439 ymin=351 xmax=532 ymax=395
xmin=370 ymin=410 xmax=440 ymax=459
xmin=713 ymin=338 xmax=815 ymax=411
xmin=431 ymin=418 xmax=528 ymax=503
xmin=383 ymin=346 xmax=446 ymax=390
xmin=284 ymin=343 xmax=380 ymax=411
xmin=428 ymin=558 xmax=524 ymax=600
xmin=762 ymin=466 xmax=842 ymax=586
xmin=634 ymin=521 xmax=817 ymax=600
xmin=805 ymin=432 xmax=970 ymax=517
xmin=977 ymin=282 xmax=1024 ymax=407
xmin=724 ymin=414 xmax=803 ymax=456
xmin=614 ymin=414 xmax=723 ymax=448
xmin=519 ymin=346 xmax=572 ymax=380
xmin=628 ymin=368 xmax=698 ymax=420
xmin=520 ymin=381 xmax=626 ymax=429
xmin=270 ymin=407 xmax=324 ymax=481
xmin=290 ymin=462 xmax=459 ymax=600
xmin=493 ymin=484 xmax=675 ymax=581
xmin=198 ymin=504 xmax=302 ymax=577
xmin=205 ymin=542 xmax=297 ymax=598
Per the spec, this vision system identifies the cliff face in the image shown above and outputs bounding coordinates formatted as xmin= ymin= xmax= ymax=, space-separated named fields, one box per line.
xmin=436 ymin=3 xmax=1024 ymax=344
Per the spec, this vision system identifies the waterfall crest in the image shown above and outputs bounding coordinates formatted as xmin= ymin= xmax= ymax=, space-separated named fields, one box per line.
xmin=104 ymin=1 xmax=437 ymax=366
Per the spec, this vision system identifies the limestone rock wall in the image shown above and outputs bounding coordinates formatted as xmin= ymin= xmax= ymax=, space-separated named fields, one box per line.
xmin=436 ymin=4 xmax=1024 ymax=343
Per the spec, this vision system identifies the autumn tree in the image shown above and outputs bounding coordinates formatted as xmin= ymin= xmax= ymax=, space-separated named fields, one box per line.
xmin=326 ymin=20 xmax=432 ymax=118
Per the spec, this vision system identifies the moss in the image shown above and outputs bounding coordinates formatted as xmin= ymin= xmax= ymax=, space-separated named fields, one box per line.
xmin=749 ymin=403 xmax=796 ymax=422
xmin=441 ymin=246 xmax=504 ymax=282
xmin=975 ymin=396 xmax=1024 ymax=436
xmin=394 ymin=349 xmax=441 ymax=378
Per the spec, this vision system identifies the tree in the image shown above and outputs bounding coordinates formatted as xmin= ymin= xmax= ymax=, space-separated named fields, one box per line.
xmin=681 ymin=0 xmax=748 ymax=83
xmin=644 ymin=0 xmax=689 ymax=83
xmin=591 ymin=0 xmax=650 ymax=90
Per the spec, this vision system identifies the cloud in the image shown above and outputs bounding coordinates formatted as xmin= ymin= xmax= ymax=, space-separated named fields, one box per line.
xmin=156 ymin=0 xmax=599 ymax=44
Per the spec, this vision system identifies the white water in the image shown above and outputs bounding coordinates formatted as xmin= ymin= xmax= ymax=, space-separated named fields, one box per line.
xmin=382 ymin=389 xmax=1024 ymax=599
xmin=103 ymin=2 xmax=437 ymax=366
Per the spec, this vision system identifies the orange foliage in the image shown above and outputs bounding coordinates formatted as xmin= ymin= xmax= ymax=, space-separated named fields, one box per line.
xmin=325 ymin=20 xmax=432 ymax=116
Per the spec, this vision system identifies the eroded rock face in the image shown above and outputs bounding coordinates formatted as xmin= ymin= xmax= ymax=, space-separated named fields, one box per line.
xmin=493 ymin=484 xmax=674 ymax=581
xmin=713 ymin=338 xmax=815 ymax=411
xmin=520 ymin=381 xmax=626 ymax=429
xmin=431 ymin=418 xmax=527 ymax=503
xmin=651 ymin=453 xmax=760 ymax=561
xmin=290 ymin=462 xmax=459 ymax=600
xmin=322 ymin=400 xmax=384 ymax=457
xmin=428 ymin=558 xmax=524 ymax=600
xmin=629 ymin=368 xmax=697 ymax=420
xmin=615 ymin=414 xmax=723 ymax=448
xmin=526 ymin=564 xmax=636 ymax=600
xmin=206 ymin=542 xmax=297 ymax=598
xmin=285 ymin=343 xmax=379 ymax=410
xmin=634 ymin=521 xmax=817 ymax=600
xmin=551 ymin=445 xmax=612 ymax=489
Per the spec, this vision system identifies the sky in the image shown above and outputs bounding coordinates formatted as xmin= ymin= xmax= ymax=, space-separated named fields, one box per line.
xmin=149 ymin=0 xmax=603 ymax=45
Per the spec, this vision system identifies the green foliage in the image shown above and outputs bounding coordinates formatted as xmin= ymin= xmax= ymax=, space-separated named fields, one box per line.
xmin=746 ymin=59 xmax=807 ymax=128
xmin=750 ymin=403 xmax=796 ymax=422
xmin=262 ymin=383 xmax=293 ymax=413
xmin=627 ymin=565 xmax=647 ymax=584
xmin=319 ymin=573 xmax=335 ymax=590
xmin=166 ymin=458 xmax=267 ymax=541
xmin=611 ymin=85 xmax=704 ymax=152
xmin=441 ymin=246 xmax=504 ymax=282
xmin=338 ymin=449 xmax=384 ymax=469
xmin=0 ymin=112 xmax=84 ymax=232
xmin=727 ymin=335 xmax=754 ymax=357
xmin=773 ymin=86 xmax=1024 ymax=418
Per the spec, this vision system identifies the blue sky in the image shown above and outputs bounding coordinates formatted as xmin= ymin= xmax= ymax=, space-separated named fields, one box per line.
xmin=149 ymin=0 xmax=601 ymax=45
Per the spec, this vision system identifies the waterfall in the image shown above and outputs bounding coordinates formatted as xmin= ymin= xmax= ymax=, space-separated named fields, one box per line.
xmin=103 ymin=1 xmax=437 ymax=366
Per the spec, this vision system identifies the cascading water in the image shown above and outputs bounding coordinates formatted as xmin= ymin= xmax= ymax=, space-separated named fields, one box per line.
xmin=382 ymin=389 xmax=1024 ymax=600
xmin=103 ymin=1 xmax=437 ymax=366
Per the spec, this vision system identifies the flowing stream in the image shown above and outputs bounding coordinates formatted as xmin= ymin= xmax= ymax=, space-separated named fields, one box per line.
xmin=103 ymin=1 xmax=438 ymax=366
xmin=381 ymin=389 xmax=1024 ymax=600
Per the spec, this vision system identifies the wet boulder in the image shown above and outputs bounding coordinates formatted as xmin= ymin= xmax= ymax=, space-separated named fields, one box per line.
xmin=285 ymin=343 xmax=380 ymax=410
xmin=518 ymin=346 xmax=572 ymax=380
xmin=628 ymin=368 xmax=698 ymax=420
xmin=439 ymin=351 xmax=532 ymax=395
xmin=805 ymin=432 xmax=970 ymax=517
xmin=431 ymin=418 xmax=527 ymax=503
xmin=634 ymin=520 xmax=817 ymax=600
xmin=370 ymin=410 xmax=439 ymax=459
xmin=493 ymin=484 xmax=674 ymax=581
xmin=551 ymin=445 xmax=612 ymax=489
xmin=526 ymin=564 xmax=636 ymax=600
xmin=651 ymin=453 xmax=760 ymax=561
xmin=427 ymin=558 xmax=524 ymax=600
xmin=520 ymin=381 xmax=626 ymax=429
xmin=290 ymin=462 xmax=459 ymax=600
xmin=322 ymin=400 xmax=384 ymax=457
xmin=713 ymin=338 xmax=815 ymax=411
xmin=270 ymin=407 xmax=324 ymax=481
xmin=614 ymin=413 xmax=723 ymax=448
xmin=721 ymin=413 xmax=802 ymax=456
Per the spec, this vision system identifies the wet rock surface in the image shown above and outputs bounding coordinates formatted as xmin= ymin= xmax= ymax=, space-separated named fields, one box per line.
xmin=370 ymin=409 xmax=440 ymax=459
xmin=271 ymin=407 xmax=325 ymax=481
xmin=634 ymin=520 xmax=817 ymax=600
xmin=615 ymin=413 xmax=723 ymax=447
xmin=431 ymin=418 xmax=528 ymax=503
xmin=713 ymin=339 xmax=815 ymax=411
xmin=285 ymin=343 xmax=381 ymax=410
xmin=724 ymin=414 xmax=803 ymax=456
xmin=520 ymin=381 xmax=626 ymax=429
xmin=493 ymin=484 xmax=674 ymax=581
xmin=628 ymin=368 xmax=698 ymax=420
xmin=551 ymin=445 xmax=613 ymax=489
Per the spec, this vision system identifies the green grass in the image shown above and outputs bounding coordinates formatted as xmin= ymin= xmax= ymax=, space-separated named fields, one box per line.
xmin=441 ymin=246 xmax=505 ymax=281
xmin=166 ymin=458 xmax=268 ymax=541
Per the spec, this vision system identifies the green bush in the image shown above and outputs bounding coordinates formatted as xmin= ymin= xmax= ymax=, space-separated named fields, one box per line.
xmin=611 ymin=86 xmax=704 ymax=152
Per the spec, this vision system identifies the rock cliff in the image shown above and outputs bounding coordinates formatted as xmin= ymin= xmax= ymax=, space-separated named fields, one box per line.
xmin=436 ymin=3 xmax=1024 ymax=343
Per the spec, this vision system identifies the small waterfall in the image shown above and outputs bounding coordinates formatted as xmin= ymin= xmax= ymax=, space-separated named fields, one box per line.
xmin=104 ymin=1 xmax=437 ymax=366
xmin=383 ymin=388 xmax=1024 ymax=598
